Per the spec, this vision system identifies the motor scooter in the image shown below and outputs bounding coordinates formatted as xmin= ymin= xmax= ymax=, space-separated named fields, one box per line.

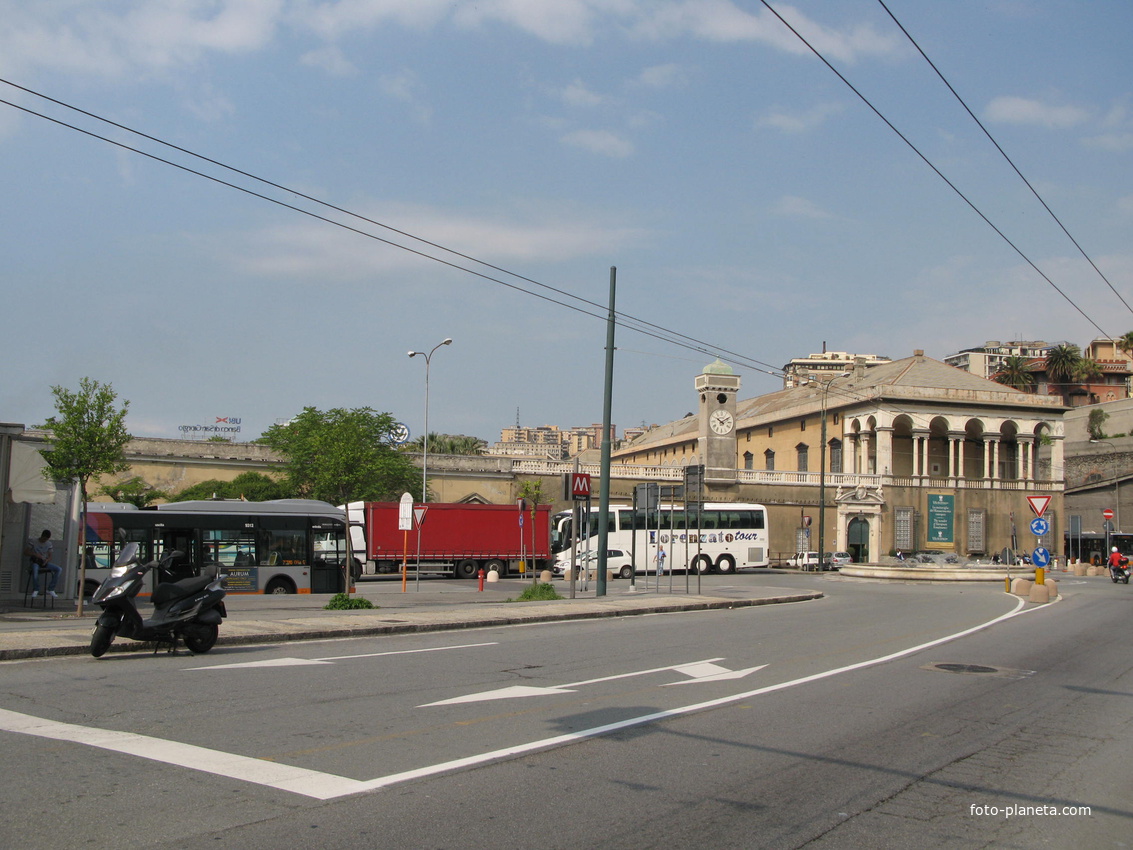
xmin=1111 ymin=563 xmax=1131 ymax=584
xmin=90 ymin=542 xmax=227 ymax=657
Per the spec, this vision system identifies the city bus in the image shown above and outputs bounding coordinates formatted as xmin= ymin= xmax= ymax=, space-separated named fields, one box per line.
xmin=80 ymin=499 xmax=351 ymax=597
xmin=551 ymin=502 xmax=769 ymax=574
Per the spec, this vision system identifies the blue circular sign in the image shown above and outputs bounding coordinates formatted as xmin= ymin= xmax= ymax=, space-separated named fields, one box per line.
xmin=1030 ymin=517 xmax=1049 ymax=537
xmin=1032 ymin=547 xmax=1051 ymax=568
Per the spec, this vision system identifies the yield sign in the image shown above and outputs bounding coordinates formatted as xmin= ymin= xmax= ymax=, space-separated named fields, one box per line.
xmin=1027 ymin=495 xmax=1051 ymax=518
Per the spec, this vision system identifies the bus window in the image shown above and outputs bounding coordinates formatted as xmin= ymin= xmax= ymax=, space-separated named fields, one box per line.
xmin=261 ymin=517 xmax=308 ymax=566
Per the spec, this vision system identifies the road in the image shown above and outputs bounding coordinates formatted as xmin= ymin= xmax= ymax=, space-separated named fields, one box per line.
xmin=2 ymin=573 xmax=1131 ymax=849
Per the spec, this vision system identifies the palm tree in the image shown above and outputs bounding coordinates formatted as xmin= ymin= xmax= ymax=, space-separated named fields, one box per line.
xmin=403 ymin=433 xmax=487 ymax=456
xmin=1044 ymin=342 xmax=1082 ymax=383
xmin=1077 ymin=357 xmax=1104 ymax=382
xmin=992 ymin=355 xmax=1035 ymax=391
xmin=1117 ymin=331 xmax=1133 ymax=359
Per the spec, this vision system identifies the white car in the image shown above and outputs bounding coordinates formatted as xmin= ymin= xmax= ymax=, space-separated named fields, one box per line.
xmin=788 ymin=551 xmax=821 ymax=569
xmin=553 ymin=548 xmax=635 ymax=579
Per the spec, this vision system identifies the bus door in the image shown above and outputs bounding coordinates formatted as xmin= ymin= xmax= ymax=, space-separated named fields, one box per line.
xmin=157 ymin=527 xmax=198 ymax=583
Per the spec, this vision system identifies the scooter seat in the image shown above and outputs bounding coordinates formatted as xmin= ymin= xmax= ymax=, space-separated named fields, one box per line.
xmin=152 ymin=574 xmax=214 ymax=607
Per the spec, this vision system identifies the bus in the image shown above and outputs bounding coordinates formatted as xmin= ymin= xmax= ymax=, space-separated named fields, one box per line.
xmin=80 ymin=499 xmax=351 ymax=597
xmin=551 ymin=502 xmax=769 ymax=574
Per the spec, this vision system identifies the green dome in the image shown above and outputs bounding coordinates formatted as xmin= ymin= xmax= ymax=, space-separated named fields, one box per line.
xmin=702 ymin=358 xmax=734 ymax=376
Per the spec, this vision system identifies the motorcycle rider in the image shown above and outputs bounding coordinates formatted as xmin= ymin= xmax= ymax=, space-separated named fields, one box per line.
xmin=1107 ymin=546 xmax=1127 ymax=580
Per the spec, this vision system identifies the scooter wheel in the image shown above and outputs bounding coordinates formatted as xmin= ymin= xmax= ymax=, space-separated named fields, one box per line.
xmin=90 ymin=624 xmax=114 ymax=658
xmin=182 ymin=623 xmax=219 ymax=654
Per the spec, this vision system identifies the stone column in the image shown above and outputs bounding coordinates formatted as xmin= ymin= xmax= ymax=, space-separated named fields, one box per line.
xmin=875 ymin=425 xmax=894 ymax=477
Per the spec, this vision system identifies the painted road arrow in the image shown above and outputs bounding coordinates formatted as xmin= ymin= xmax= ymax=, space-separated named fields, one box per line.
xmin=421 ymin=657 xmax=766 ymax=706
xmin=187 ymin=642 xmax=497 ymax=671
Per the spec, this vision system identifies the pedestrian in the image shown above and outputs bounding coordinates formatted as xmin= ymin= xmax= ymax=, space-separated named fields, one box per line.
xmin=25 ymin=529 xmax=63 ymax=598
xmin=655 ymin=546 xmax=667 ymax=575
xmin=896 ymin=549 xmax=905 ymax=562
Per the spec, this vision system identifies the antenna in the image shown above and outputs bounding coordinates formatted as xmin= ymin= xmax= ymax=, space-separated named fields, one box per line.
xmin=516 ymin=407 xmax=521 ymax=430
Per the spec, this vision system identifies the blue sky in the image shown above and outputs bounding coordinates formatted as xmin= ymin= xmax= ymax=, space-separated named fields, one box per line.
xmin=2 ymin=1 xmax=1131 ymax=444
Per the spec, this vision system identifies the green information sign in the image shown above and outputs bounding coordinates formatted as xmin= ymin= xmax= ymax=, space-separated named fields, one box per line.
xmin=927 ymin=494 xmax=954 ymax=544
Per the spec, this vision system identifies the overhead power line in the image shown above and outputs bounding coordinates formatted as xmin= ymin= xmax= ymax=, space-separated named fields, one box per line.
xmin=759 ymin=0 xmax=1112 ymax=341
xmin=876 ymin=0 xmax=1133 ymax=319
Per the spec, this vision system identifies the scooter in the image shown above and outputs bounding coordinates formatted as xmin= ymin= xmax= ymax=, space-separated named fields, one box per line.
xmin=90 ymin=542 xmax=227 ymax=658
xmin=1111 ymin=563 xmax=1131 ymax=584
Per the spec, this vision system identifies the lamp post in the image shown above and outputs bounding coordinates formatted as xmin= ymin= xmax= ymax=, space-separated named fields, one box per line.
xmin=816 ymin=372 xmax=850 ymax=570
xmin=408 ymin=338 xmax=452 ymax=503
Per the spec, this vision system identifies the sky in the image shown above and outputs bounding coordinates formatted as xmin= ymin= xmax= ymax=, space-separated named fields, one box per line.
xmin=2 ymin=1 xmax=1131 ymax=446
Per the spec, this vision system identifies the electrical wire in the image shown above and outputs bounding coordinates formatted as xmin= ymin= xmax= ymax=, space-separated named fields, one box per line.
xmin=876 ymin=0 xmax=1133 ymax=319
xmin=759 ymin=0 xmax=1112 ymax=341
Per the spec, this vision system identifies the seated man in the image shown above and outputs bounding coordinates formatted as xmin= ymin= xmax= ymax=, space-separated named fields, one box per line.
xmin=25 ymin=529 xmax=63 ymax=598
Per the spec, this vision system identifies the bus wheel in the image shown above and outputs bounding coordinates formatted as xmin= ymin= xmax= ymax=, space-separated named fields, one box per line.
xmin=692 ymin=555 xmax=713 ymax=574
xmin=264 ymin=578 xmax=295 ymax=594
xmin=715 ymin=554 xmax=736 ymax=574
xmin=82 ymin=579 xmax=100 ymax=599
xmin=455 ymin=559 xmax=479 ymax=580
xmin=484 ymin=559 xmax=506 ymax=577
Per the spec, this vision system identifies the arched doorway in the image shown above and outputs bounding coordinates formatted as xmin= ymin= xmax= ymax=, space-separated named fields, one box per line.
xmin=848 ymin=516 xmax=870 ymax=563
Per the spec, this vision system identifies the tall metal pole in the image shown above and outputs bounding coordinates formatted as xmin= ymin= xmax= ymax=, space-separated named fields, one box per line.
xmin=596 ymin=266 xmax=616 ymax=597
xmin=408 ymin=338 xmax=452 ymax=504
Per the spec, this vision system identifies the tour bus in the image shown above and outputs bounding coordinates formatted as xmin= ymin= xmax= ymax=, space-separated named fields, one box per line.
xmin=552 ymin=502 xmax=769 ymax=574
xmin=79 ymin=499 xmax=351 ymax=597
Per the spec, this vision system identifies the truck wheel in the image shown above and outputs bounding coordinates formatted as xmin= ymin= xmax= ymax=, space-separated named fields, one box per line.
xmin=484 ymin=559 xmax=506 ymax=577
xmin=455 ymin=559 xmax=478 ymax=579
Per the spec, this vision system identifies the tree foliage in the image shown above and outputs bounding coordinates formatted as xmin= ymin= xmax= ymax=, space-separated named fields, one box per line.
xmin=991 ymin=356 xmax=1035 ymax=391
xmin=260 ymin=407 xmax=420 ymax=503
xmin=403 ymin=432 xmax=487 ymax=455
xmin=99 ymin=475 xmax=168 ymax=507
xmin=1044 ymin=343 xmax=1082 ymax=385
xmin=40 ymin=377 xmax=131 ymax=502
xmin=1088 ymin=408 xmax=1109 ymax=442
xmin=169 ymin=472 xmax=289 ymax=503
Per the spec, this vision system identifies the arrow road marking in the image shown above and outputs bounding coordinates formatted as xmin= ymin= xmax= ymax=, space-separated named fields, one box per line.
xmin=421 ymin=657 xmax=764 ymax=706
xmin=186 ymin=642 xmax=497 ymax=671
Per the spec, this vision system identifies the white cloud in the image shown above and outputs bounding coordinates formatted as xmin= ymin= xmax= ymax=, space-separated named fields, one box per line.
xmin=633 ymin=63 xmax=687 ymax=90
xmin=758 ymin=102 xmax=844 ymax=133
xmin=984 ymin=96 xmax=1090 ymax=129
xmin=1083 ymin=133 xmax=1133 ymax=153
xmin=452 ymin=0 xmax=601 ymax=47
xmin=561 ymin=128 xmax=634 ymax=157
xmin=379 ymin=69 xmax=432 ymax=123
xmin=300 ymin=44 xmax=356 ymax=75
xmin=561 ymin=79 xmax=608 ymax=108
xmin=773 ymin=195 xmax=832 ymax=220
xmin=231 ymin=202 xmax=650 ymax=280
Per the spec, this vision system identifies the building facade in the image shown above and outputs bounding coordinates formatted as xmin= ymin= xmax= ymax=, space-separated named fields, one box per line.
xmin=613 ymin=352 xmax=1066 ymax=563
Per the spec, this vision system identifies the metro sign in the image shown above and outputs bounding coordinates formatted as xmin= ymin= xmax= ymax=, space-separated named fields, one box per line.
xmin=1027 ymin=495 xmax=1051 ymax=518
xmin=571 ymin=472 xmax=592 ymax=500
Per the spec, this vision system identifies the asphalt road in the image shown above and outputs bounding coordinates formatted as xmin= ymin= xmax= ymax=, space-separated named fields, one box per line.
xmin=2 ymin=573 xmax=1131 ymax=849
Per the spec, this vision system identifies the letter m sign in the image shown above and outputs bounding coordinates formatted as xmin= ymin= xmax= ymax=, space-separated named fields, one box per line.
xmin=571 ymin=473 xmax=592 ymax=500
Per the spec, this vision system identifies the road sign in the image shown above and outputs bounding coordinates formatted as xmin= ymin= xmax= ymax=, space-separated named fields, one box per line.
xmin=1032 ymin=547 xmax=1051 ymax=568
xmin=398 ymin=492 xmax=413 ymax=531
xmin=1027 ymin=495 xmax=1051 ymax=518
xmin=571 ymin=472 xmax=592 ymax=500
xmin=391 ymin=423 xmax=411 ymax=445
xmin=1029 ymin=517 xmax=1049 ymax=537
xmin=1103 ymin=508 xmax=1115 ymax=520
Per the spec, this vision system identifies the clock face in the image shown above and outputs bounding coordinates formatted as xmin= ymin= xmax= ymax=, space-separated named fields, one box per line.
xmin=710 ymin=410 xmax=734 ymax=435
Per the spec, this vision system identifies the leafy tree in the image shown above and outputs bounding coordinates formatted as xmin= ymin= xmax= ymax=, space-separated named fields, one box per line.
xmin=169 ymin=472 xmax=288 ymax=502
xmin=403 ymin=432 xmax=487 ymax=455
xmin=1044 ymin=343 xmax=1082 ymax=387
xmin=991 ymin=356 xmax=1035 ymax=391
xmin=99 ymin=475 xmax=168 ymax=508
xmin=39 ymin=377 xmax=131 ymax=615
xmin=1088 ymin=408 xmax=1109 ymax=442
xmin=1117 ymin=331 xmax=1133 ymax=359
xmin=1077 ymin=358 xmax=1104 ymax=382
xmin=260 ymin=407 xmax=419 ymax=503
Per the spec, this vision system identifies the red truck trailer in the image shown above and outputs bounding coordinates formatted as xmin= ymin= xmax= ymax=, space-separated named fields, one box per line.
xmin=363 ymin=502 xmax=551 ymax=579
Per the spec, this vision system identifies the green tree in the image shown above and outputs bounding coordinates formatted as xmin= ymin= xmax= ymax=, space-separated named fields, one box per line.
xmin=1044 ymin=343 xmax=1082 ymax=386
xmin=169 ymin=472 xmax=288 ymax=502
xmin=39 ymin=377 xmax=131 ymax=615
xmin=1088 ymin=408 xmax=1109 ymax=442
xmin=260 ymin=407 xmax=419 ymax=503
xmin=403 ymin=432 xmax=487 ymax=455
xmin=1117 ymin=331 xmax=1133 ymax=359
xmin=991 ymin=356 xmax=1035 ymax=391
xmin=1077 ymin=358 xmax=1104 ymax=382
xmin=99 ymin=475 xmax=168 ymax=507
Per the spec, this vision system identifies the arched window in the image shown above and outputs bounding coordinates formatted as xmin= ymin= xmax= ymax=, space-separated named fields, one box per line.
xmin=743 ymin=451 xmax=754 ymax=470
xmin=796 ymin=443 xmax=809 ymax=472
xmin=764 ymin=449 xmax=775 ymax=471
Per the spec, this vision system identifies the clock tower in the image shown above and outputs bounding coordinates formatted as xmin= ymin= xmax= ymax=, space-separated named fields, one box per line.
xmin=695 ymin=359 xmax=740 ymax=486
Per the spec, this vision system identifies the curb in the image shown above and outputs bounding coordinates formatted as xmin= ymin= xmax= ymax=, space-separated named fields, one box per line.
xmin=1 ymin=591 xmax=822 ymax=661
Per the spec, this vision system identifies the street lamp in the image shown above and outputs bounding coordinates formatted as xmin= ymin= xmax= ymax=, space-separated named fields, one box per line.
xmin=408 ymin=338 xmax=452 ymax=503
xmin=815 ymin=372 xmax=850 ymax=569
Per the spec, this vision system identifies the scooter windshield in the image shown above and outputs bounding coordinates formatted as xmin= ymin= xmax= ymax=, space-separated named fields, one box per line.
xmin=111 ymin=542 xmax=140 ymax=569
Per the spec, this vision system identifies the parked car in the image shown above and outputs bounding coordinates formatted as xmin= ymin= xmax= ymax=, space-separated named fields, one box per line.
xmin=787 ymin=551 xmax=821 ymax=569
xmin=825 ymin=551 xmax=852 ymax=566
xmin=553 ymin=548 xmax=635 ymax=579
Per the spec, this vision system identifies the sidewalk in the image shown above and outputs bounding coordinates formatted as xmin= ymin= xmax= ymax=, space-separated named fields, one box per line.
xmin=0 ymin=579 xmax=822 ymax=661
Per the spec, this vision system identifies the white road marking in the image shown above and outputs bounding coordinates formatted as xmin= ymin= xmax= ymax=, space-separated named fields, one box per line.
xmin=1 ymin=597 xmax=1033 ymax=801
xmin=420 ymin=656 xmax=764 ymax=706
xmin=186 ymin=641 xmax=498 ymax=671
